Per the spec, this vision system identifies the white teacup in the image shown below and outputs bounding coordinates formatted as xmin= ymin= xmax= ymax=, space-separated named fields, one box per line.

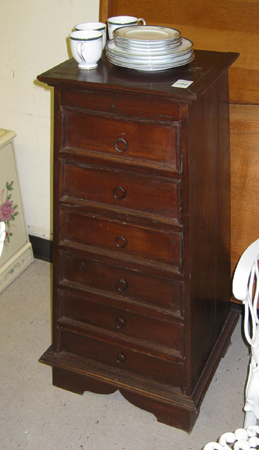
xmin=75 ymin=22 xmax=107 ymax=49
xmin=107 ymin=15 xmax=146 ymax=40
xmin=70 ymin=30 xmax=103 ymax=70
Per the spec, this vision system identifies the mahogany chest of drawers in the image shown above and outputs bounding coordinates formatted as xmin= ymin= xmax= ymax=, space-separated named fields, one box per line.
xmin=38 ymin=49 xmax=239 ymax=431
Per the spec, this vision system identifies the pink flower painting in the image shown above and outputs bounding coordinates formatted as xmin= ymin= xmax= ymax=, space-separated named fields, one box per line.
xmin=0 ymin=181 xmax=18 ymax=246
xmin=0 ymin=198 xmax=15 ymax=222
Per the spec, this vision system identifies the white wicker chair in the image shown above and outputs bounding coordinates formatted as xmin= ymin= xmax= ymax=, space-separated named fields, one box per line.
xmin=203 ymin=426 xmax=259 ymax=450
xmin=204 ymin=239 xmax=259 ymax=449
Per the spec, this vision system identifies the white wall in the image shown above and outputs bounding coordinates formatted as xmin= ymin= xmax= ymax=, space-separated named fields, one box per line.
xmin=0 ymin=0 xmax=99 ymax=240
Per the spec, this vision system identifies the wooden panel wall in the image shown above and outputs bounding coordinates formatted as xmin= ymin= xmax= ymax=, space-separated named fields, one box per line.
xmin=230 ymin=105 xmax=259 ymax=272
xmin=100 ymin=0 xmax=259 ymax=273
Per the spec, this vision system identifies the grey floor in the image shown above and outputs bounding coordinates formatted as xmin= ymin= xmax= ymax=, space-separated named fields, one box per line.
xmin=0 ymin=259 xmax=250 ymax=450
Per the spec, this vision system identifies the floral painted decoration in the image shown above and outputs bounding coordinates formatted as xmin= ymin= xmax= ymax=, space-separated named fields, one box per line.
xmin=0 ymin=181 xmax=18 ymax=245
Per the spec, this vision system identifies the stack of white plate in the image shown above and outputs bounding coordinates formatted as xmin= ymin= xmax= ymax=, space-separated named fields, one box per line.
xmin=106 ymin=25 xmax=194 ymax=72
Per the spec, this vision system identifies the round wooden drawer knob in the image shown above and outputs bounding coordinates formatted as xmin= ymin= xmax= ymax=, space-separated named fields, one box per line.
xmin=116 ymin=353 xmax=126 ymax=363
xmin=114 ymin=137 xmax=128 ymax=153
xmin=116 ymin=279 xmax=128 ymax=292
xmin=113 ymin=186 xmax=126 ymax=200
xmin=115 ymin=236 xmax=127 ymax=248
xmin=115 ymin=316 xmax=127 ymax=329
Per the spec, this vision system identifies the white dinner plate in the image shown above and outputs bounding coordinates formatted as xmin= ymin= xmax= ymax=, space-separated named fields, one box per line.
xmin=107 ymin=53 xmax=194 ymax=71
xmin=106 ymin=47 xmax=193 ymax=65
xmin=107 ymin=52 xmax=194 ymax=66
xmin=114 ymin=35 xmax=182 ymax=46
xmin=107 ymin=38 xmax=193 ymax=60
xmin=114 ymin=25 xmax=181 ymax=43
xmin=114 ymin=38 xmax=182 ymax=53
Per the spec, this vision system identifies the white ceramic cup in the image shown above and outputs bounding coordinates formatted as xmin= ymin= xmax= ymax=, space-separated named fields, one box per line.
xmin=69 ymin=30 xmax=103 ymax=70
xmin=107 ymin=15 xmax=146 ymax=40
xmin=75 ymin=22 xmax=107 ymax=49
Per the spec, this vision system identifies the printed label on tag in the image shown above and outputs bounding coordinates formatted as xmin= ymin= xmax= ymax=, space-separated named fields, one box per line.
xmin=171 ymin=79 xmax=194 ymax=89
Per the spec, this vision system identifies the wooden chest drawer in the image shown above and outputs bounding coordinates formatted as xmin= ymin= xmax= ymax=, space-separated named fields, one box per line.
xmin=58 ymin=290 xmax=183 ymax=353
xmin=61 ymin=162 xmax=181 ymax=223
xmin=60 ymin=209 xmax=183 ymax=271
xmin=61 ymin=90 xmax=181 ymax=122
xmin=61 ymin=109 xmax=181 ymax=173
xmin=59 ymin=251 xmax=182 ymax=314
xmin=60 ymin=328 xmax=183 ymax=388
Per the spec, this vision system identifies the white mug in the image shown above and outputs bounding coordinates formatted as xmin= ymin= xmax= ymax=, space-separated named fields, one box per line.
xmin=69 ymin=30 xmax=103 ymax=70
xmin=75 ymin=22 xmax=107 ymax=49
xmin=107 ymin=15 xmax=146 ymax=40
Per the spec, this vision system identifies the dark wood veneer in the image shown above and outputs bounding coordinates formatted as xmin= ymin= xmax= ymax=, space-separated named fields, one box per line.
xmin=38 ymin=49 xmax=239 ymax=431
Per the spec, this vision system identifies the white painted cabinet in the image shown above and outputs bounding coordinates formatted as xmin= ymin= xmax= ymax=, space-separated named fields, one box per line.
xmin=0 ymin=129 xmax=33 ymax=292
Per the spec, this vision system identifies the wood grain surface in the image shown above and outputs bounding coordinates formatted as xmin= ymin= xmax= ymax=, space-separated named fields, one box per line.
xmin=100 ymin=0 xmax=259 ymax=273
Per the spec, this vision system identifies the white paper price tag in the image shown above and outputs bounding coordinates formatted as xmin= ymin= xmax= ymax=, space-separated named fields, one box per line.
xmin=171 ymin=79 xmax=194 ymax=89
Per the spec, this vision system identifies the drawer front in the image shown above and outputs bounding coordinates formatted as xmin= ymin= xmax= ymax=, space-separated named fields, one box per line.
xmin=59 ymin=252 xmax=182 ymax=314
xmin=62 ymin=162 xmax=181 ymax=223
xmin=61 ymin=90 xmax=180 ymax=122
xmin=61 ymin=328 xmax=183 ymax=388
xmin=60 ymin=210 xmax=182 ymax=271
xmin=59 ymin=290 xmax=183 ymax=353
xmin=61 ymin=110 xmax=181 ymax=173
